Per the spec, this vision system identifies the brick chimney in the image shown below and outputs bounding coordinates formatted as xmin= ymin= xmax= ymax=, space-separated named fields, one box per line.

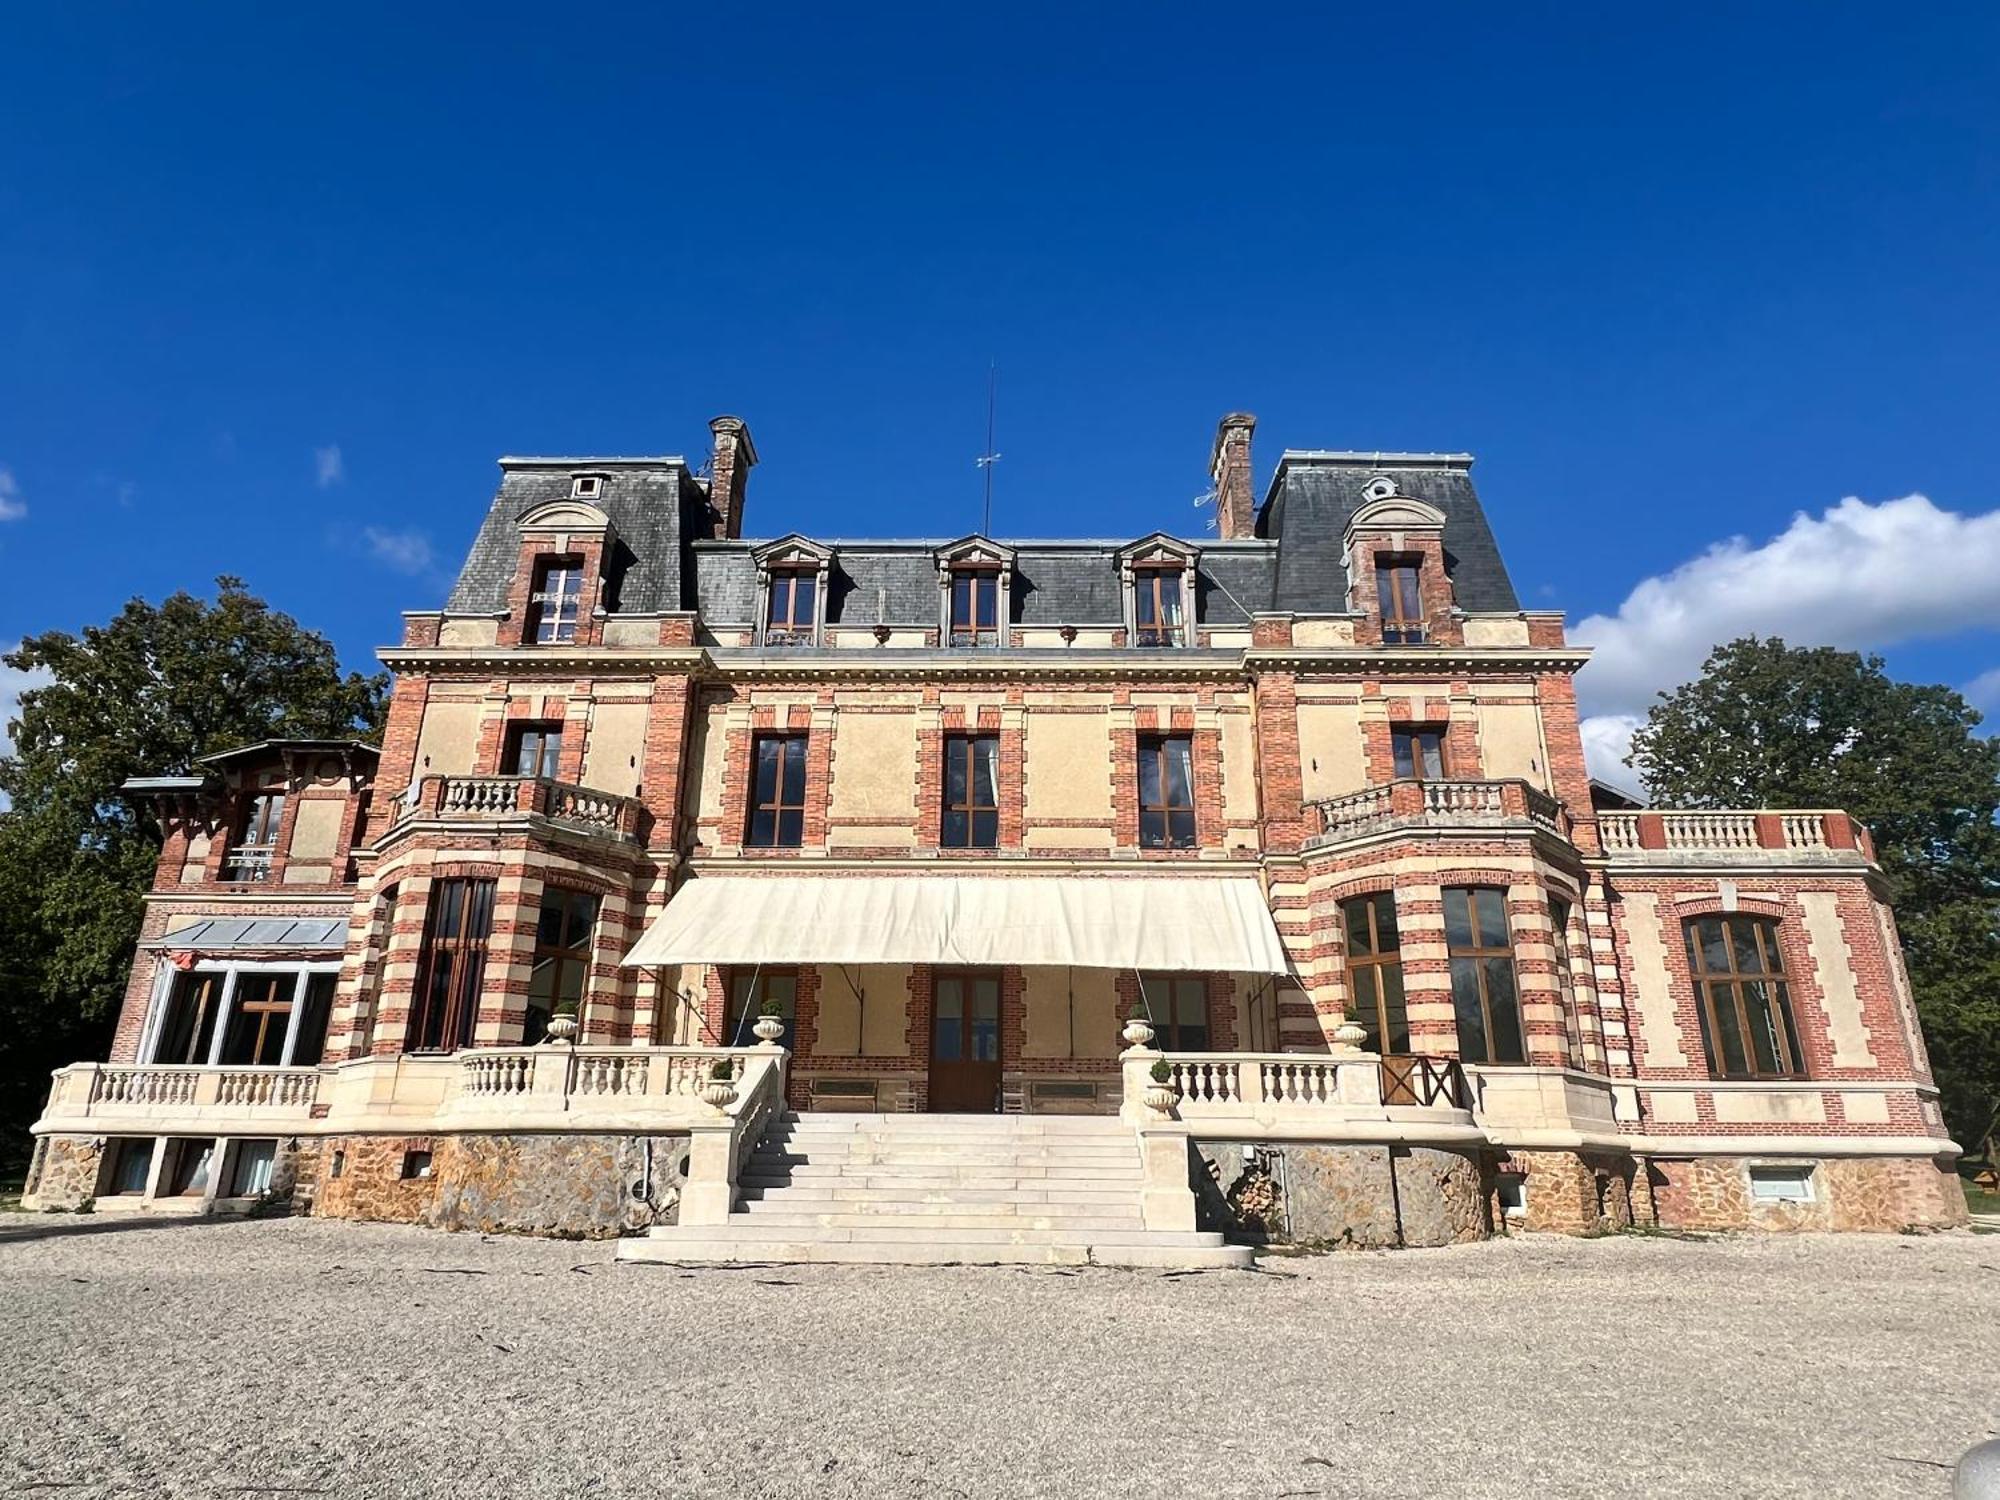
xmin=1210 ymin=412 xmax=1257 ymax=540
xmin=706 ymin=415 xmax=758 ymax=540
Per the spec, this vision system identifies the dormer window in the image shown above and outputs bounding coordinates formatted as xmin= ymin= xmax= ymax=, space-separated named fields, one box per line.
xmin=950 ymin=567 xmax=1001 ymax=647
xmin=527 ymin=556 xmax=584 ymax=644
xmin=1377 ymin=556 xmax=1425 ymax=645
xmin=570 ymin=475 xmax=603 ymax=499
xmin=1133 ymin=566 xmax=1186 ymax=648
xmin=766 ymin=570 xmax=818 ymax=647
xmin=224 ymin=784 xmax=286 ymax=882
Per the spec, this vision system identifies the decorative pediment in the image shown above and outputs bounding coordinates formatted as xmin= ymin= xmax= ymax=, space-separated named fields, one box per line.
xmin=933 ymin=534 xmax=1016 ymax=573
xmin=516 ymin=499 xmax=614 ymax=536
xmin=751 ymin=533 xmax=834 ymax=571
xmin=1345 ymin=495 xmax=1447 ymax=539
xmin=1114 ymin=532 xmax=1200 ymax=577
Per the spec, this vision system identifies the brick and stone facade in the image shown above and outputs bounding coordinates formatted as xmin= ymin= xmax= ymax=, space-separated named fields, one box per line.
xmin=22 ymin=414 xmax=1967 ymax=1243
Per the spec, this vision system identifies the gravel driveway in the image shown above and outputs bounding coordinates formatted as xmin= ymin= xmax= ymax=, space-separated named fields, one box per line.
xmin=1 ymin=1212 xmax=1993 ymax=1499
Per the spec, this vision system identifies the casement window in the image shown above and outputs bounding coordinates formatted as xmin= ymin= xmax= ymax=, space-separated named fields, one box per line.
xmin=505 ymin=721 xmax=564 ymax=778
xmin=226 ymin=1140 xmax=278 ymax=1197
xmin=1140 ymin=973 xmax=1210 ymax=1050
xmin=1391 ymin=726 xmax=1448 ymax=780
xmin=406 ymin=878 xmax=497 ymax=1052
xmin=1445 ymin=887 xmax=1525 ymax=1065
xmin=162 ymin=1138 xmax=215 ymax=1197
xmin=943 ymin=733 xmax=1000 ymax=849
xmin=1684 ymin=916 xmax=1805 ymax=1081
xmin=1377 ymin=557 xmax=1426 ymax=644
xmin=1549 ymin=897 xmax=1585 ymax=1068
xmin=224 ymin=788 xmax=286 ymax=881
xmin=152 ymin=972 xmax=227 ymax=1064
xmin=765 ymin=570 xmax=818 ymax=646
xmin=220 ymin=973 xmax=302 ymax=1066
xmin=525 ymin=886 xmax=596 ymax=1046
xmin=746 ymin=734 xmax=808 ymax=848
xmin=1137 ymin=733 xmax=1196 ymax=849
xmin=105 ymin=1138 xmax=156 ymax=1196
xmin=728 ymin=970 xmax=797 ymax=1050
xmin=150 ymin=968 xmax=335 ymax=1067
xmin=1133 ymin=567 xmax=1187 ymax=648
xmin=526 ymin=556 xmax=585 ymax=644
xmin=1342 ymin=893 xmax=1410 ymax=1055
xmin=949 ymin=568 xmax=1002 ymax=647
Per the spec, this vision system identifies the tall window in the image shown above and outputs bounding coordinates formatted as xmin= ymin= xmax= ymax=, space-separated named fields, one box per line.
xmin=949 ymin=568 xmax=1001 ymax=646
xmin=1377 ymin=557 xmax=1425 ymax=644
xmin=152 ymin=972 xmax=227 ymax=1064
xmin=746 ymin=734 xmax=808 ymax=848
xmin=943 ymin=734 xmax=1000 ymax=848
xmin=1445 ymin=887 xmax=1525 ymax=1064
xmin=220 ymin=974 xmax=299 ymax=1066
xmin=1140 ymin=973 xmax=1210 ymax=1050
xmin=1134 ymin=568 xmax=1186 ymax=647
xmin=1342 ymin=893 xmax=1409 ymax=1054
xmin=225 ymin=788 xmax=286 ymax=881
xmin=525 ymin=887 xmax=596 ymax=1045
xmin=766 ymin=571 xmax=818 ymax=646
xmin=1138 ymin=734 xmax=1196 ymax=849
xmin=1685 ymin=916 xmax=1804 ymax=1080
xmin=527 ymin=556 xmax=584 ymax=644
xmin=1391 ymin=726 xmax=1448 ymax=780
xmin=728 ymin=970 xmax=797 ymax=1049
xmin=505 ymin=722 xmax=563 ymax=778
xmin=407 ymin=878 xmax=496 ymax=1052
xmin=1550 ymin=897 xmax=1585 ymax=1067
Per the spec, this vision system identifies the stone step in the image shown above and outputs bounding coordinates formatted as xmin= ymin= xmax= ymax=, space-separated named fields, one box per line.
xmin=639 ymin=1221 xmax=1235 ymax=1248
xmin=739 ymin=1182 xmax=1141 ymax=1205
xmin=742 ymin=1194 xmax=1136 ymax=1218
xmin=750 ymin=1149 xmax=1140 ymax=1168
xmin=738 ymin=1209 xmax=1147 ymax=1231
xmin=617 ymin=1235 xmax=1253 ymax=1269
xmin=739 ymin=1170 xmax=1143 ymax=1192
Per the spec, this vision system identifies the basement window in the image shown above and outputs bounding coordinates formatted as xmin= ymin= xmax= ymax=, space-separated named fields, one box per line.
xmin=1748 ymin=1164 xmax=1814 ymax=1204
xmin=1495 ymin=1175 xmax=1527 ymax=1220
xmin=401 ymin=1150 xmax=434 ymax=1181
xmin=228 ymin=1140 xmax=278 ymax=1197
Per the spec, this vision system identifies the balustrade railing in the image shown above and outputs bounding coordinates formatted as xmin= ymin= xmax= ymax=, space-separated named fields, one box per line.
xmin=1310 ymin=778 xmax=1569 ymax=844
xmin=1600 ymin=809 xmax=1853 ymax=858
xmin=91 ymin=1067 xmax=201 ymax=1108
xmin=401 ymin=775 xmax=644 ymax=839
xmin=446 ymin=1045 xmax=745 ymax=1117
xmin=69 ymin=1064 xmax=320 ymax=1114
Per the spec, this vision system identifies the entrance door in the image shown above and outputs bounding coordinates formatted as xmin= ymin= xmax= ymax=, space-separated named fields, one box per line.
xmin=929 ymin=971 xmax=1002 ymax=1112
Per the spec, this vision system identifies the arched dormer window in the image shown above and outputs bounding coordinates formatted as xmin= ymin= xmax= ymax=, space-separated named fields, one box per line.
xmin=1343 ymin=495 xmax=1449 ymax=648
xmin=514 ymin=499 xmax=615 ymax=648
xmin=752 ymin=535 xmax=834 ymax=648
xmin=935 ymin=536 xmax=1015 ymax=649
xmin=1116 ymin=534 xmax=1199 ymax=648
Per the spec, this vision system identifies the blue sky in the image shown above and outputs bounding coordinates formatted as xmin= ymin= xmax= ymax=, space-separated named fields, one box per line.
xmin=3 ymin=4 xmax=1997 ymax=786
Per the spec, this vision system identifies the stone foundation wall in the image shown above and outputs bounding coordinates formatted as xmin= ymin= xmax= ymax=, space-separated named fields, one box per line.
xmin=1649 ymin=1154 xmax=1968 ymax=1233
xmin=1195 ymin=1141 xmax=1487 ymax=1249
xmin=23 ymin=1135 xmax=102 ymax=1211
xmin=1502 ymin=1150 xmax=1638 ymax=1234
xmin=312 ymin=1132 xmax=689 ymax=1238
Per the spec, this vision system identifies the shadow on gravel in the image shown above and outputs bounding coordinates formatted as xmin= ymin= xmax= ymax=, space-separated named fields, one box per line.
xmin=0 ymin=1212 xmax=249 ymax=1247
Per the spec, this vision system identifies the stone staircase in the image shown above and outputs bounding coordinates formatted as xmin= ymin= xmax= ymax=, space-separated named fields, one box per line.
xmin=617 ymin=1112 xmax=1252 ymax=1269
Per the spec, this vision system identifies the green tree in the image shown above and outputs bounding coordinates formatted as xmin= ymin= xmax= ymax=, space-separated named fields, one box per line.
xmin=0 ymin=578 xmax=386 ymax=1165
xmin=1628 ymin=637 xmax=2000 ymax=1152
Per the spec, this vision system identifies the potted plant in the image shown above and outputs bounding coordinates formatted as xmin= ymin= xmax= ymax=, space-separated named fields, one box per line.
xmin=1142 ymin=1056 xmax=1177 ymax=1114
xmin=700 ymin=1057 xmax=739 ymax=1112
xmin=751 ymin=997 xmax=787 ymax=1046
xmin=545 ymin=1000 xmax=580 ymax=1044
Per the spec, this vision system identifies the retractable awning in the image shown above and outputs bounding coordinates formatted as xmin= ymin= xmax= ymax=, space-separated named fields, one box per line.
xmin=621 ymin=874 xmax=1291 ymax=975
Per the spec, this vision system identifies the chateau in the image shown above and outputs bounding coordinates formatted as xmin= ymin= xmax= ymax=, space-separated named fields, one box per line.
xmin=22 ymin=414 xmax=1969 ymax=1262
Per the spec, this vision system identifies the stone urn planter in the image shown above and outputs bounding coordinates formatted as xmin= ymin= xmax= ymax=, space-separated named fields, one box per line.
xmin=1142 ymin=1059 xmax=1177 ymax=1114
xmin=1121 ymin=1018 xmax=1156 ymax=1050
xmin=700 ymin=1064 xmax=739 ymax=1112
xmin=751 ymin=1014 xmax=786 ymax=1045
xmin=545 ymin=1011 xmax=579 ymax=1044
xmin=1333 ymin=1017 xmax=1368 ymax=1050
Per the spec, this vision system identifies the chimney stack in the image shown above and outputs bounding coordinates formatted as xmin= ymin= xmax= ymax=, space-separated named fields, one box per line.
xmin=1210 ymin=412 xmax=1257 ymax=540
xmin=706 ymin=415 xmax=758 ymax=540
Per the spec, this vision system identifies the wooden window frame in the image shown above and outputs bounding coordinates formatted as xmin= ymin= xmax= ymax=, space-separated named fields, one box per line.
xmin=745 ymin=733 xmax=809 ymax=848
xmin=504 ymin=721 xmax=564 ymax=779
xmin=949 ymin=566 xmax=1002 ymax=647
xmin=406 ymin=877 xmax=497 ymax=1053
xmin=224 ymin=785 xmax=287 ymax=882
xmin=765 ymin=569 xmax=819 ymax=647
xmin=1341 ymin=893 xmax=1410 ymax=1055
xmin=942 ymin=733 xmax=1000 ymax=849
xmin=1132 ymin=566 xmax=1187 ymax=648
xmin=1139 ymin=972 xmax=1211 ymax=1051
xmin=524 ymin=887 xmax=597 ymax=1046
xmin=526 ymin=555 xmax=585 ymax=645
xmin=1376 ymin=556 xmax=1426 ymax=645
xmin=1137 ymin=732 xmax=1197 ymax=850
xmin=1684 ymin=915 xmax=1806 ymax=1081
xmin=1390 ymin=725 xmax=1449 ymax=781
xmin=1444 ymin=886 xmax=1526 ymax=1065
xmin=1549 ymin=896 xmax=1585 ymax=1067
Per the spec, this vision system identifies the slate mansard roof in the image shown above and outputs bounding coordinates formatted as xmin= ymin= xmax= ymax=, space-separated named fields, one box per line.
xmin=443 ymin=447 xmax=1521 ymax=629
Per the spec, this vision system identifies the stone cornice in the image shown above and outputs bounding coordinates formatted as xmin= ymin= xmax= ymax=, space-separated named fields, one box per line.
xmin=1243 ymin=646 xmax=1592 ymax=674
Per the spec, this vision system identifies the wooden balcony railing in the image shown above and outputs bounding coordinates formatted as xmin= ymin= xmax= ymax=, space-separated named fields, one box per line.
xmin=1308 ymin=778 xmax=1569 ymax=846
xmin=1378 ymin=1054 xmax=1470 ymax=1109
xmin=399 ymin=775 xmax=646 ymax=841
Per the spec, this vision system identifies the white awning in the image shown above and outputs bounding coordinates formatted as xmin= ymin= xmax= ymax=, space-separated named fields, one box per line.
xmin=621 ymin=874 xmax=1292 ymax=975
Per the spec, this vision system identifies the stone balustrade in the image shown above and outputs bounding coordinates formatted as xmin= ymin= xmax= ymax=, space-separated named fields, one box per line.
xmin=397 ymin=774 xmax=646 ymax=841
xmin=38 ymin=1064 xmax=324 ymax=1132
xmin=1599 ymin=808 xmax=1870 ymax=862
xmin=1307 ymin=778 xmax=1568 ymax=848
xmin=1128 ymin=1050 xmax=1479 ymax=1140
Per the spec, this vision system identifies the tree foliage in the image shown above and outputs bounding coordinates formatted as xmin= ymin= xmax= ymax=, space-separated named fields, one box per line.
xmin=0 ymin=579 xmax=386 ymax=1164
xmin=1629 ymin=637 xmax=2000 ymax=1151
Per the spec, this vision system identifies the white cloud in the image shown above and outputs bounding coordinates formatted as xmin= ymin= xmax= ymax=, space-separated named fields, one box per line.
xmin=314 ymin=444 xmax=345 ymax=488
xmin=1964 ymin=667 xmax=2000 ymax=719
xmin=1 ymin=645 xmax=50 ymax=762
xmin=362 ymin=526 xmax=434 ymax=575
xmin=1573 ymin=493 xmax=2000 ymax=788
xmin=0 ymin=467 xmax=27 ymax=521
